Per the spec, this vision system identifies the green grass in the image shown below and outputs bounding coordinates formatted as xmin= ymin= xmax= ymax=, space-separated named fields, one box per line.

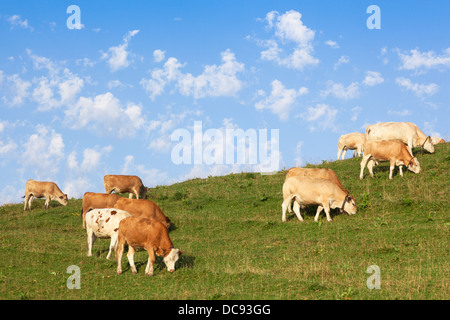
xmin=0 ymin=143 xmax=449 ymax=300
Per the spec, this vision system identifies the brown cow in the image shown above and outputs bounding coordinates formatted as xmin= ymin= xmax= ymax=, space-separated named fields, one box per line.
xmin=337 ymin=132 xmax=366 ymax=160
xmin=23 ymin=179 xmax=68 ymax=210
xmin=282 ymin=176 xmax=357 ymax=222
xmin=360 ymin=140 xmax=421 ymax=180
xmin=104 ymin=175 xmax=147 ymax=199
xmin=116 ymin=217 xmax=183 ymax=276
xmin=285 ymin=167 xmax=348 ymax=214
xmin=81 ymin=192 xmax=170 ymax=229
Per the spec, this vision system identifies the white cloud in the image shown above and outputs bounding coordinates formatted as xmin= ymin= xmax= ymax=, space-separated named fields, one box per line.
xmin=153 ymin=49 xmax=166 ymax=62
xmin=255 ymin=79 xmax=308 ymax=121
xmin=302 ymin=104 xmax=338 ymax=131
xmin=7 ymin=15 xmax=33 ymax=31
xmin=398 ymin=48 xmax=450 ymax=71
xmin=321 ymin=81 xmax=359 ymax=100
xmin=387 ymin=109 xmax=411 ymax=116
xmin=63 ymin=177 xmax=92 ymax=200
xmin=141 ymin=49 xmax=244 ymax=100
xmin=20 ymin=125 xmax=65 ymax=179
xmin=102 ymin=30 xmax=140 ymax=71
xmin=351 ymin=106 xmax=362 ymax=122
xmin=1 ymin=74 xmax=31 ymax=106
xmin=395 ymin=77 xmax=439 ymax=97
xmin=363 ymin=71 xmax=384 ymax=86
xmin=0 ymin=139 xmax=17 ymax=156
xmin=333 ymin=55 xmax=350 ymax=70
xmin=325 ymin=40 xmax=339 ymax=49
xmin=259 ymin=10 xmax=318 ymax=70
xmin=120 ymin=155 xmax=168 ymax=187
xmin=65 ymin=92 xmax=146 ymax=136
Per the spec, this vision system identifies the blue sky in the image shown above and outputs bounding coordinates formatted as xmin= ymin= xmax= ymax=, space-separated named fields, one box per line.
xmin=1 ymin=1 xmax=449 ymax=204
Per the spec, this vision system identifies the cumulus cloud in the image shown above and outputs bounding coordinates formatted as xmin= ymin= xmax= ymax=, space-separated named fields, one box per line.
xmin=20 ymin=125 xmax=65 ymax=179
xmin=153 ymin=49 xmax=166 ymax=62
xmin=334 ymin=55 xmax=350 ymax=70
xmin=397 ymin=47 xmax=450 ymax=71
xmin=395 ymin=77 xmax=439 ymax=97
xmin=65 ymin=92 xmax=146 ymax=136
xmin=7 ymin=15 xmax=33 ymax=31
xmin=141 ymin=49 xmax=244 ymax=100
xmin=1 ymin=74 xmax=31 ymax=107
xmin=321 ymin=81 xmax=359 ymax=100
xmin=302 ymin=104 xmax=338 ymax=131
xmin=363 ymin=71 xmax=384 ymax=86
xmin=255 ymin=79 xmax=308 ymax=121
xmin=102 ymin=30 xmax=140 ymax=71
xmin=259 ymin=10 xmax=318 ymax=70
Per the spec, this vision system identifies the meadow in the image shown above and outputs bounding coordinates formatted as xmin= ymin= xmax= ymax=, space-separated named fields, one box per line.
xmin=0 ymin=143 xmax=448 ymax=300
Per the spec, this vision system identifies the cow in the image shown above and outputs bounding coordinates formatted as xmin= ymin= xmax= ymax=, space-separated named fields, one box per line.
xmin=85 ymin=208 xmax=132 ymax=260
xmin=431 ymin=137 xmax=446 ymax=145
xmin=360 ymin=140 xmax=421 ymax=180
xmin=337 ymin=132 xmax=366 ymax=160
xmin=285 ymin=167 xmax=348 ymax=214
xmin=104 ymin=175 xmax=148 ymax=199
xmin=116 ymin=217 xmax=183 ymax=276
xmin=366 ymin=122 xmax=434 ymax=155
xmin=81 ymin=192 xmax=171 ymax=229
xmin=281 ymin=176 xmax=357 ymax=223
xmin=23 ymin=179 xmax=68 ymax=211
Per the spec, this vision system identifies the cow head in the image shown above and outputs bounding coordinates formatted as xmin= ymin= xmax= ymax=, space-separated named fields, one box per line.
xmin=422 ymin=136 xmax=435 ymax=154
xmin=341 ymin=195 xmax=357 ymax=215
xmin=406 ymin=157 xmax=421 ymax=174
xmin=139 ymin=186 xmax=148 ymax=199
xmin=57 ymin=194 xmax=68 ymax=206
xmin=163 ymin=248 xmax=183 ymax=273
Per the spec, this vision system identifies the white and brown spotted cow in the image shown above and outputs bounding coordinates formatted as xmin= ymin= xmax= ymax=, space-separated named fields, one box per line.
xmin=85 ymin=208 xmax=132 ymax=260
xmin=23 ymin=179 xmax=68 ymax=211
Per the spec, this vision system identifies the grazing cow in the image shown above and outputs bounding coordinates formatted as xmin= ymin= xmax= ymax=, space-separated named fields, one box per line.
xmin=116 ymin=217 xmax=183 ymax=276
xmin=85 ymin=208 xmax=132 ymax=260
xmin=431 ymin=137 xmax=446 ymax=145
xmin=81 ymin=192 xmax=170 ymax=229
xmin=337 ymin=132 xmax=366 ymax=160
xmin=366 ymin=122 xmax=434 ymax=155
xmin=281 ymin=176 xmax=357 ymax=222
xmin=23 ymin=180 xmax=68 ymax=211
xmin=360 ymin=140 xmax=421 ymax=180
xmin=285 ymin=167 xmax=348 ymax=214
xmin=104 ymin=175 xmax=147 ymax=199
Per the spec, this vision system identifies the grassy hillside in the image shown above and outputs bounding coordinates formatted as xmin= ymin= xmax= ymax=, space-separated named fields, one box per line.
xmin=0 ymin=143 xmax=448 ymax=300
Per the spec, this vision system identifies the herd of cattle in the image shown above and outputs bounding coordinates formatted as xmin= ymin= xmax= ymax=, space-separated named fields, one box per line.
xmin=21 ymin=121 xmax=445 ymax=276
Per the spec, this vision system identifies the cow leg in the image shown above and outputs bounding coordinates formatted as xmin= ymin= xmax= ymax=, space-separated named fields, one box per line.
xmin=144 ymin=247 xmax=155 ymax=276
xmin=24 ymin=193 xmax=31 ymax=211
xmin=86 ymin=230 xmax=96 ymax=257
xmin=116 ymin=239 xmax=125 ymax=275
xmin=128 ymin=193 xmax=133 ymax=199
xmin=341 ymin=148 xmax=347 ymax=160
xmin=352 ymin=150 xmax=356 ymax=158
xmin=127 ymin=246 xmax=137 ymax=274
xmin=337 ymin=148 xmax=343 ymax=160
xmin=389 ymin=159 xmax=395 ymax=180
xmin=360 ymin=155 xmax=371 ymax=180
xmin=28 ymin=195 xmax=34 ymax=210
xmin=44 ymin=196 xmax=50 ymax=209
xmin=281 ymin=199 xmax=289 ymax=222
xmin=367 ymin=159 xmax=376 ymax=178
xmin=107 ymin=234 xmax=117 ymax=260
xmin=323 ymin=202 xmax=332 ymax=222
xmin=292 ymin=198 xmax=304 ymax=222
xmin=399 ymin=165 xmax=404 ymax=177
xmin=314 ymin=206 xmax=324 ymax=221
